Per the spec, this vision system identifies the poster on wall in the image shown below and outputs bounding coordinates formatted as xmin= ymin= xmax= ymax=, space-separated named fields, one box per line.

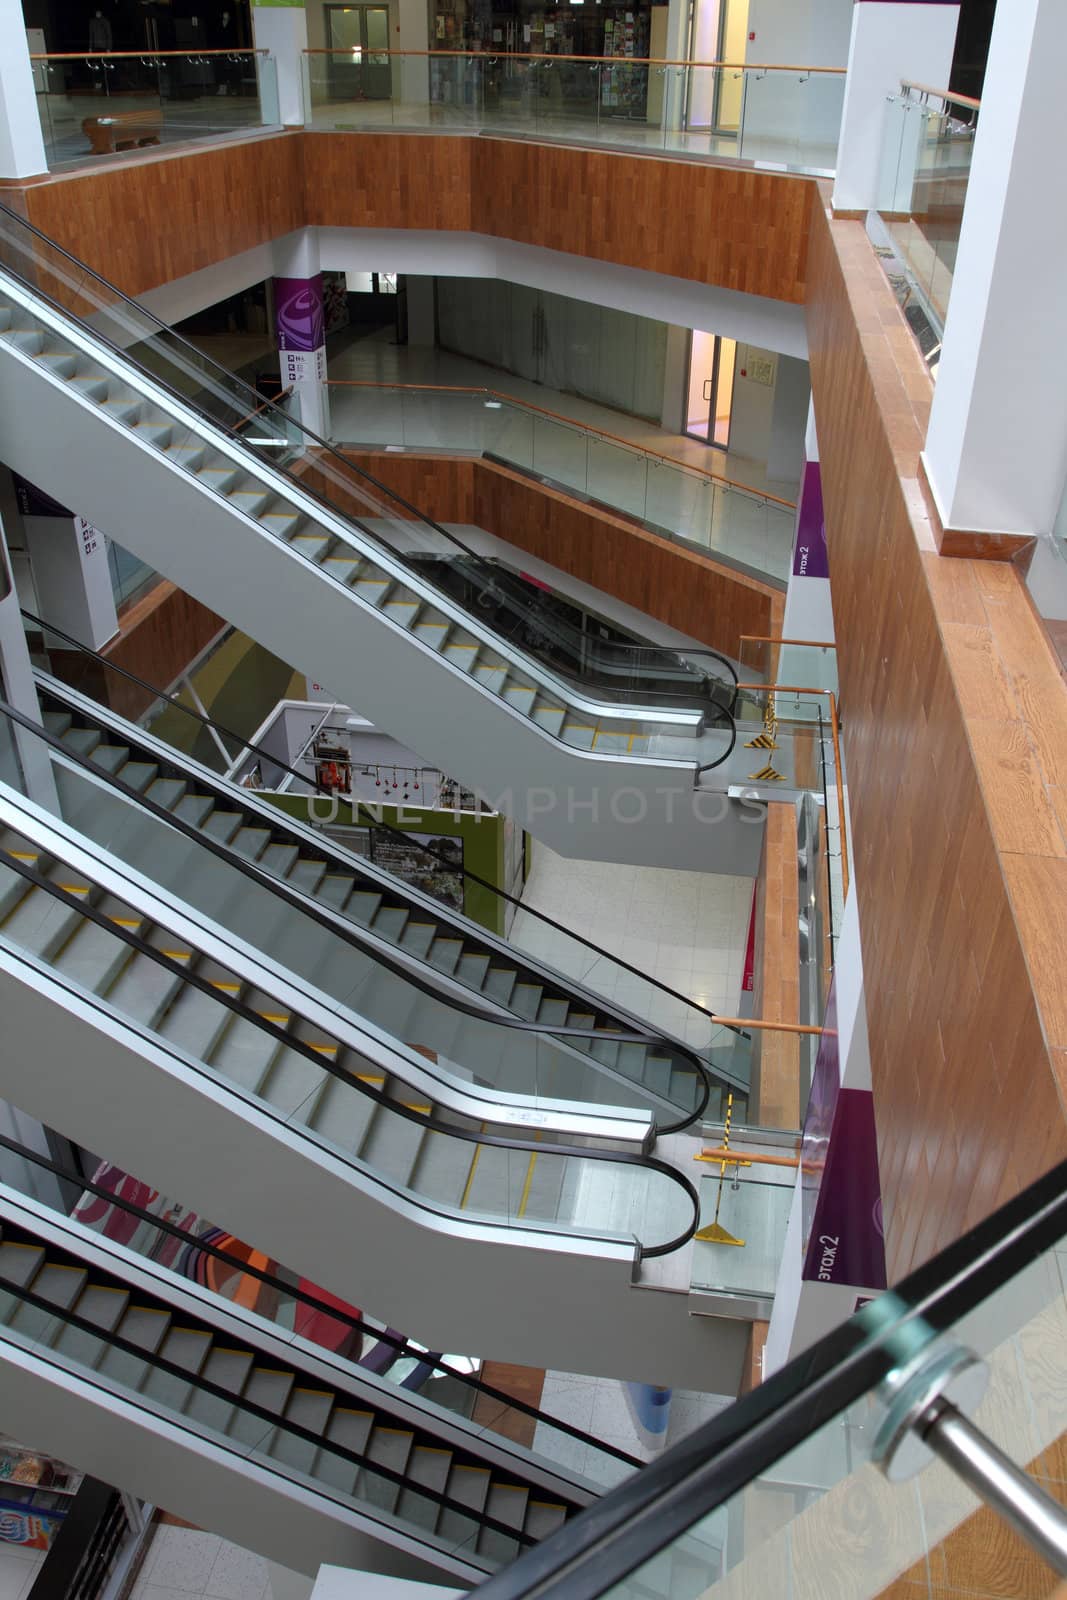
xmin=322 ymin=272 xmax=350 ymax=336
xmin=371 ymin=833 xmax=464 ymax=912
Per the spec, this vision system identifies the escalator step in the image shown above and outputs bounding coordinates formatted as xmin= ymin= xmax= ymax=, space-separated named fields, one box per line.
xmin=285 ymin=532 xmax=330 ymax=562
xmin=115 ymin=761 xmax=158 ymax=793
xmin=186 ymin=1345 xmax=255 ymax=1433
xmin=412 ymin=622 xmax=450 ymax=652
xmin=438 ymin=1462 xmax=492 ymax=1547
xmin=409 ymin=1130 xmax=475 ymax=1210
xmin=318 ymin=876 xmax=355 ymax=912
xmin=536 ymin=997 xmax=570 ymax=1028
xmin=262 ymin=842 xmax=300 ymax=878
xmin=230 ymin=827 xmax=271 ymax=861
xmin=87 ymin=744 xmax=130 ymax=776
xmin=97 ymin=1304 xmax=171 ymax=1393
xmin=479 ymin=1483 xmax=529 ymax=1562
xmin=316 ymin=1407 xmax=374 ymax=1497
xmin=321 ymin=556 xmax=361 ymax=587
xmin=382 ymin=600 xmax=421 ymax=630
xmin=0 ymin=1242 xmax=46 ymax=1326
xmin=472 ymin=666 xmax=508 ymax=695
xmin=259 ymin=1044 xmax=329 ymax=1124
xmin=509 ymin=983 xmax=543 ymax=1021
xmin=144 ymin=778 xmax=187 ymax=811
xmin=427 ymin=939 xmax=463 ymax=976
xmin=106 ymin=949 xmax=191 ymax=1032
xmin=359 ymin=1109 xmax=426 ymax=1188
xmin=51 ymin=917 xmax=133 ymax=996
xmin=371 ymin=906 xmax=408 ymax=942
xmin=442 ymin=643 xmax=480 ymax=674
xmin=286 ymin=858 xmax=328 ymax=896
xmin=259 ymin=510 xmax=304 ymax=541
xmin=462 ymin=1145 xmax=529 ymax=1221
xmin=2 ymin=883 xmax=87 ymax=963
xmin=8 ymin=1263 xmax=88 ymax=1344
xmin=306 ymin=1075 xmax=377 ymax=1157
xmin=398 ymin=921 xmax=436 ymax=959
xmin=502 ymin=686 xmax=537 ymax=717
xmin=481 ymin=967 xmax=517 ymax=1005
xmin=269 ymin=1386 xmax=336 ymax=1476
xmin=225 ymin=1364 xmax=296 ymax=1448
xmin=643 ymin=1056 xmax=672 ymax=1096
xmin=397 ymin=1444 xmax=452 ymax=1534
xmin=62 ymin=727 xmax=103 ymax=760
xmin=524 ymin=1501 xmax=569 ymax=1541
xmin=173 ymin=794 xmax=215 ymax=827
xmin=42 ymin=712 xmax=72 ymax=738
xmin=156 ymin=981 xmax=234 ymax=1063
xmin=360 ymin=1425 xmax=415 ymax=1514
xmin=202 ymin=811 xmax=243 ymax=844
xmin=207 ymin=1015 xmax=283 ymax=1098
xmin=50 ymin=1283 xmax=129 ymax=1369
xmin=456 ymin=952 xmax=491 ymax=990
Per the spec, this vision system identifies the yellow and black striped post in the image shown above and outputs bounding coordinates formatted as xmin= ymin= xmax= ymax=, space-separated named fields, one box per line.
xmin=694 ymin=1092 xmax=746 ymax=1246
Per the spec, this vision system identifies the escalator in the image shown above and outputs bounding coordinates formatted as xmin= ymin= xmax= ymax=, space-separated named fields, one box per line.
xmin=23 ymin=646 xmax=749 ymax=1129
xmin=0 ymin=782 xmax=747 ymax=1385
xmin=0 ymin=202 xmax=767 ymax=871
xmin=0 ymin=1192 xmax=599 ymax=1585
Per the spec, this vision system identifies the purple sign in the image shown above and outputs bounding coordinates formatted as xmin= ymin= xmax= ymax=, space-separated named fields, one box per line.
xmin=791 ymin=460 xmax=829 ymax=580
xmin=802 ymin=1089 xmax=887 ymax=1289
xmin=275 ymin=274 xmax=325 ymax=354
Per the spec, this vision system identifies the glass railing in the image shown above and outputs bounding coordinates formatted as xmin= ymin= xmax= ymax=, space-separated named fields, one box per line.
xmin=0 ymin=1128 xmax=641 ymax=1489
xmin=328 ymin=381 xmax=796 ymax=583
xmin=30 ymin=49 xmax=280 ymax=172
xmin=25 ymin=618 xmax=760 ymax=1117
xmin=470 ymin=1153 xmax=1067 ymax=1597
xmin=871 ymin=80 xmax=980 ymax=341
xmin=0 ymin=783 xmax=701 ymax=1256
xmin=302 ymin=52 xmax=846 ymax=175
xmin=0 ymin=694 xmax=728 ymax=1140
xmin=0 ymin=200 xmax=740 ymax=739
xmin=738 ymin=635 xmax=837 ymax=694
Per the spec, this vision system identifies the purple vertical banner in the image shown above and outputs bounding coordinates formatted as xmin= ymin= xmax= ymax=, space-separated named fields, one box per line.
xmin=274 ymin=274 xmax=325 ymax=353
xmin=791 ymin=461 xmax=830 ymax=580
xmin=800 ymin=975 xmax=886 ymax=1289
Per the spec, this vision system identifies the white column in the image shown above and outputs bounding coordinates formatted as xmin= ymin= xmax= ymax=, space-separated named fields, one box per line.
xmin=396 ymin=0 xmax=430 ymax=112
xmin=404 ymin=276 xmax=436 ymax=348
xmin=0 ymin=0 xmax=48 ymax=178
xmin=0 ymin=483 xmax=57 ymax=811
xmin=252 ymin=3 xmax=309 ymax=127
xmin=272 ymin=229 xmax=332 ymax=442
xmin=922 ymin=0 xmax=1067 ymax=540
xmin=832 ymin=2 xmax=960 ymax=214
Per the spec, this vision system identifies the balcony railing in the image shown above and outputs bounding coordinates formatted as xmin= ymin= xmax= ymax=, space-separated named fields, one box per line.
xmin=302 ymin=50 xmax=846 ymax=175
xmin=29 ymin=49 xmax=280 ymax=172
xmin=326 ymin=380 xmax=798 ymax=583
xmin=870 ymin=79 xmax=981 ymax=345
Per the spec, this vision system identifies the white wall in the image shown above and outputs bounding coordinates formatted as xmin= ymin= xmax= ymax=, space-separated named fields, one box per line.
xmin=436 ymin=279 xmax=669 ymax=421
xmin=766 ymin=354 xmax=810 ymax=487
xmin=743 ymin=0 xmax=853 ymax=148
xmin=0 ymin=0 xmax=47 ymax=178
xmin=135 ymin=229 xmax=808 ymax=363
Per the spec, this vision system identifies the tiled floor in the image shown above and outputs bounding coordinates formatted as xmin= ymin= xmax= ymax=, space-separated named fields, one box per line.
xmin=0 ymin=1542 xmax=45 ymax=1600
xmin=132 ymin=1524 xmax=282 ymax=1600
xmin=510 ymin=841 xmax=754 ymax=1045
xmin=327 ymin=335 xmax=798 ymax=581
xmin=533 ymin=1370 xmax=733 ymax=1489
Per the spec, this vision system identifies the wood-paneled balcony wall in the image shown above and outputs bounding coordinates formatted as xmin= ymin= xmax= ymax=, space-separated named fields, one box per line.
xmin=4 ymin=131 xmax=1066 ymax=1286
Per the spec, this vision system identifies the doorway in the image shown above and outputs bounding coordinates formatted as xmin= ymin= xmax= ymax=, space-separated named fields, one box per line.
xmin=325 ymin=5 xmax=392 ymax=101
xmin=712 ymin=0 xmax=750 ymax=136
xmin=685 ymin=330 xmax=736 ymax=449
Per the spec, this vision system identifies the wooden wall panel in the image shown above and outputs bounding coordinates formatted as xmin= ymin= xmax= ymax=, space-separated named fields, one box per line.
xmin=9 ymin=133 xmax=812 ymax=306
xmin=806 ymin=191 xmax=1067 ymax=1282
xmin=337 ymin=450 xmax=783 ymax=659
xmin=750 ymin=802 xmax=800 ymax=1130
xmin=21 ymin=133 xmax=304 ymax=298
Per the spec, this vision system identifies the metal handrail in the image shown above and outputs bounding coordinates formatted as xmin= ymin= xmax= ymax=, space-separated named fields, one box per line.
xmin=900 ymin=79 xmax=981 ymax=113
xmin=0 ymin=1128 xmax=642 ymax=1468
xmin=24 ymin=609 xmax=750 ymax=1051
xmin=326 ymin=380 xmax=797 ymax=510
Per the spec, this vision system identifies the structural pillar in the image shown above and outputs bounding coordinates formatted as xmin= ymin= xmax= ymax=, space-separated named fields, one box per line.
xmin=922 ymin=0 xmax=1067 ymax=547
xmin=0 ymin=0 xmax=48 ymax=178
xmin=272 ymin=231 xmax=331 ymax=443
xmin=251 ymin=0 xmax=308 ymax=129
xmin=832 ymin=1 xmax=960 ymax=214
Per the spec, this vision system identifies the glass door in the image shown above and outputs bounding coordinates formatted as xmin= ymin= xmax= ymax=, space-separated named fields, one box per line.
xmin=685 ymin=330 xmax=736 ymax=449
xmin=712 ymin=0 xmax=750 ymax=136
xmin=325 ymin=5 xmax=392 ymax=102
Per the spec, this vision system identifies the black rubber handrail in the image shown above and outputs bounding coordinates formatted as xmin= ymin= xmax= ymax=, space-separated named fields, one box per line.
xmin=0 ymin=817 xmax=702 ymax=1259
xmin=0 ymin=1127 xmax=642 ymax=1469
xmin=0 ymin=1237 xmax=543 ymax=1548
xmin=24 ymin=606 xmax=749 ymax=1047
xmin=4 ymin=686 xmax=728 ymax=1134
xmin=0 ymin=201 xmax=740 ymax=717
xmin=465 ymin=1154 xmax=1067 ymax=1599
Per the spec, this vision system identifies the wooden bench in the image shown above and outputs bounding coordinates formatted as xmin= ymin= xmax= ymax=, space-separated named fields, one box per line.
xmin=82 ymin=109 xmax=163 ymax=156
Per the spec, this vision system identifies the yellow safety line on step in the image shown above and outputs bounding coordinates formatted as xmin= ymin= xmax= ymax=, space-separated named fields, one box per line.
xmin=517 ymin=1132 xmax=542 ymax=1219
xmin=161 ymin=949 xmax=192 ymax=962
xmin=10 ymin=851 xmax=37 ymax=861
xmin=460 ymin=1124 xmax=487 ymax=1210
xmin=628 ymin=730 xmax=637 ymax=752
xmin=109 ymin=916 xmax=141 ymax=928
xmin=308 ymin=1042 xmax=339 ymax=1055
xmin=57 ymin=883 xmax=90 ymax=896
xmin=209 ymin=979 xmax=240 ymax=990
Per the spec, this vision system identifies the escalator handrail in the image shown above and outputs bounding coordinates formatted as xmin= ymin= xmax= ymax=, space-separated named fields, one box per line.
xmin=0 ymin=824 xmax=702 ymax=1260
xmin=24 ymin=609 xmax=749 ymax=1046
xmin=0 ymin=1128 xmax=642 ymax=1469
xmin=0 ymin=201 xmax=740 ymax=708
xmin=0 ymin=1240 xmax=542 ymax=1550
xmin=465 ymin=1152 xmax=1067 ymax=1599
xmin=3 ymin=691 xmax=728 ymax=1132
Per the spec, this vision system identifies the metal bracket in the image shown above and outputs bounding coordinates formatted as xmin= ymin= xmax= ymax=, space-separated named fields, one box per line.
xmin=873 ymin=1343 xmax=988 ymax=1483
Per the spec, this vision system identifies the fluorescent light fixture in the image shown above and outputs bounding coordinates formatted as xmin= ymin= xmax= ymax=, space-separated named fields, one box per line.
xmin=483 ymin=400 xmax=502 ymax=409
xmin=245 ymin=437 xmax=287 ymax=446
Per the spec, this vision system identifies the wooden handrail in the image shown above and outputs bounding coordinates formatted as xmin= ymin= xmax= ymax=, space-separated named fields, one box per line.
xmin=303 ymin=48 xmax=846 ymax=73
xmin=233 ymin=385 xmax=294 ymax=430
xmin=325 ymin=379 xmax=798 ymax=508
xmin=901 ymin=79 xmax=981 ymax=112
xmin=702 ymin=1017 xmax=827 ymax=1034
xmin=739 ymin=635 xmax=836 ymax=647
xmin=737 ymin=682 xmax=849 ymax=901
xmin=32 ymin=49 xmax=267 ymax=61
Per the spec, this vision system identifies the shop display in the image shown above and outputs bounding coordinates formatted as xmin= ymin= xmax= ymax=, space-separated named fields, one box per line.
xmin=370 ymin=833 xmax=465 ymax=913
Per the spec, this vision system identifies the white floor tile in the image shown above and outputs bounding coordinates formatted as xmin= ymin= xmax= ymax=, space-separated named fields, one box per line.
xmin=205 ymin=1541 xmax=270 ymax=1600
xmin=143 ymin=1529 xmax=224 ymax=1593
